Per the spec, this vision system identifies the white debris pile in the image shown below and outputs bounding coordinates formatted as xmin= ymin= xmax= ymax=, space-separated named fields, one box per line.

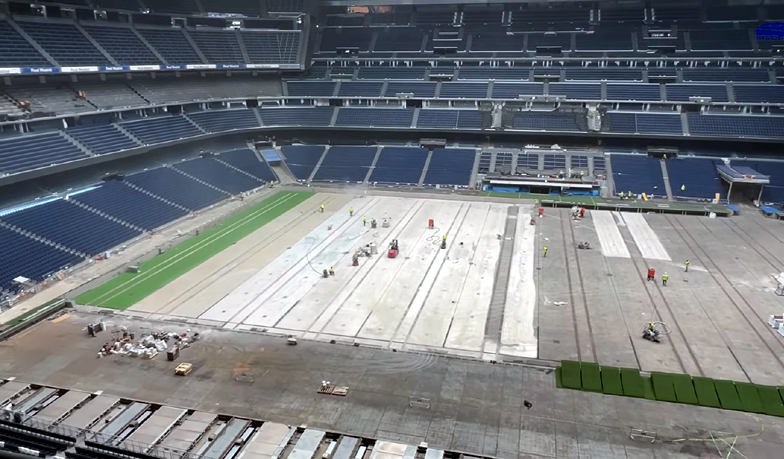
xmin=97 ymin=327 xmax=200 ymax=358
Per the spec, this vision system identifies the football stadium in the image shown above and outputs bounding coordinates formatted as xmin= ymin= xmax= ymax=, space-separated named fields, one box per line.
xmin=2 ymin=0 xmax=784 ymax=458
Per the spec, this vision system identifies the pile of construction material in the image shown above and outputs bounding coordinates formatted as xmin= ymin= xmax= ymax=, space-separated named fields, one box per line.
xmin=769 ymin=314 xmax=784 ymax=337
xmin=97 ymin=326 xmax=199 ymax=358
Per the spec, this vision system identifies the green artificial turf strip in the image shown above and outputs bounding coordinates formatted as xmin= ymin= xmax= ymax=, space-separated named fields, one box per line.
xmin=560 ymin=361 xmax=582 ymax=390
xmin=555 ymin=368 xmax=563 ymax=389
xmin=756 ymin=385 xmax=784 ymax=417
xmin=75 ymin=191 xmax=313 ymax=309
xmin=581 ymin=362 xmax=603 ymax=392
xmin=735 ymin=382 xmax=765 ymax=414
xmin=642 ymin=376 xmax=656 ymax=400
xmin=621 ymin=368 xmax=645 ymax=398
xmin=600 ymin=367 xmax=624 ymax=396
xmin=714 ymin=380 xmax=743 ymax=411
xmin=672 ymin=374 xmax=699 ymax=405
xmin=651 ymin=372 xmax=677 ymax=402
xmin=693 ymin=377 xmax=721 ymax=408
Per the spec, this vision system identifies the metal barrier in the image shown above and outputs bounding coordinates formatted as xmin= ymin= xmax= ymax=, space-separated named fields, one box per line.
xmin=84 ymin=429 xmax=212 ymax=459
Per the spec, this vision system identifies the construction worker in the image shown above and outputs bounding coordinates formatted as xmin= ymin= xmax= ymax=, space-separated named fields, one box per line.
xmin=681 ymin=184 xmax=686 ymax=192
xmin=320 ymin=204 xmax=325 ymax=213
xmin=328 ymin=267 xmax=334 ymax=276
xmin=619 ymin=191 xmax=625 ymax=199
xmin=662 ymin=272 xmax=668 ymax=286
xmin=647 ymin=322 xmax=655 ymax=331
xmin=349 ymin=207 xmax=354 ymax=216
xmin=685 ymin=260 xmax=690 ymax=272
xmin=362 ymin=216 xmax=366 ymax=226
xmin=543 ymin=246 xmax=548 ymax=257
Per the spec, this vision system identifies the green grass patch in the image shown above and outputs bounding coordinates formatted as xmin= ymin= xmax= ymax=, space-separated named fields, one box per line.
xmin=581 ymin=362 xmax=603 ymax=392
xmin=757 ymin=385 xmax=784 ymax=417
xmin=555 ymin=368 xmax=563 ymax=389
xmin=693 ymin=377 xmax=721 ymax=408
xmin=642 ymin=376 xmax=656 ymax=400
xmin=735 ymin=382 xmax=765 ymax=414
xmin=600 ymin=367 xmax=623 ymax=396
xmin=560 ymin=360 xmax=582 ymax=389
xmin=672 ymin=374 xmax=699 ymax=405
xmin=651 ymin=372 xmax=677 ymax=402
xmin=620 ymin=368 xmax=645 ymax=398
xmin=714 ymin=380 xmax=743 ymax=411
xmin=75 ymin=191 xmax=313 ymax=310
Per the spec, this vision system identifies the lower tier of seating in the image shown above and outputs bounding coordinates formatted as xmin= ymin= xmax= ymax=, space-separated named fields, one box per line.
xmin=423 ymin=148 xmax=476 ymax=186
xmin=0 ymin=224 xmax=83 ymax=291
xmin=173 ymin=157 xmax=263 ymax=194
xmin=125 ymin=167 xmax=228 ymax=210
xmin=313 ymin=146 xmax=377 ymax=182
xmin=280 ymin=145 xmax=325 ymax=180
xmin=610 ymin=154 xmax=666 ymax=197
xmin=369 ymin=147 xmax=427 ymax=184
xmin=216 ymin=149 xmax=277 ymax=182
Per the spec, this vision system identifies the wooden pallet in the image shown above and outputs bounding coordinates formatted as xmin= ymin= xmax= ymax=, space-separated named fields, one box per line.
xmin=317 ymin=384 xmax=348 ymax=396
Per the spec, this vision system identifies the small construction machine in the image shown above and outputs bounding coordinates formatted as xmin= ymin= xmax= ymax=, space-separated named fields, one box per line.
xmin=388 ymin=239 xmax=399 ymax=258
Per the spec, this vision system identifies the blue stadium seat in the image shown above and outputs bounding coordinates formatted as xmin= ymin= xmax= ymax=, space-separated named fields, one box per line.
xmin=319 ymin=28 xmax=373 ymax=52
xmin=338 ymin=82 xmax=383 ymax=97
xmin=313 ymin=146 xmax=376 ymax=182
xmin=216 ymin=149 xmax=277 ymax=182
xmin=682 ymin=68 xmax=768 ymax=82
xmin=81 ymin=25 xmax=161 ymax=65
xmin=70 ymin=180 xmax=187 ymax=230
xmin=384 ymin=82 xmax=436 ymax=97
xmin=666 ymin=85 xmax=729 ymax=102
xmin=606 ymin=84 xmax=661 ymax=101
xmin=733 ymin=85 xmax=784 ymax=103
xmin=512 ymin=112 xmax=580 ymax=131
xmin=187 ymin=109 xmax=260 ymax=133
xmin=120 ymin=115 xmax=202 ymax=145
xmin=359 ymin=67 xmax=426 ymax=80
xmin=543 ymin=154 xmax=567 ymax=170
xmin=667 ymin=158 xmax=723 ymax=199
xmin=571 ymin=155 xmax=589 ymax=169
xmin=549 ymin=83 xmax=601 ymax=99
xmin=517 ymin=153 xmax=539 ymax=169
xmin=189 ymin=30 xmax=245 ymax=64
xmin=492 ymin=83 xmax=543 ymax=98
xmin=456 ymin=110 xmax=485 ymax=129
xmin=0 ymin=20 xmax=50 ymax=67
xmin=0 ymin=133 xmax=89 ymax=175
xmin=458 ymin=67 xmax=529 ymax=80
xmin=439 ymin=82 xmax=488 ymax=98
xmin=610 ymin=155 xmax=666 ymax=196
xmin=688 ymin=114 xmax=784 ymax=138
xmin=470 ymin=31 xmax=523 ymax=52
xmin=281 ymin=145 xmax=325 ymax=180
xmin=0 ymin=199 xmax=141 ymax=256
xmin=592 ymin=156 xmax=606 ymax=172
xmin=136 ymin=28 xmax=201 ymax=65
xmin=67 ymin=124 xmax=138 ymax=155
xmin=565 ymin=68 xmax=642 ymax=81
xmin=125 ymin=167 xmax=227 ymax=210
xmin=417 ymin=110 xmax=458 ymax=129
xmin=242 ymin=31 xmax=299 ymax=64
xmin=18 ymin=21 xmax=110 ymax=66
xmin=369 ymin=147 xmax=427 ymax=184
xmin=731 ymin=160 xmax=784 ymax=203
xmin=260 ymin=107 xmax=333 ymax=126
xmin=423 ymin=148 xmax=475 ymax=186
xmin=286 ymin=81 xmax=336 ymax=97
xmin=173 ymin=157 xmax=262 ymax=194
xmin=335 ymin=108 xmax=413 ymax=127
xmin=0 ymin=225 xmax=82 ymax=291
xmin=604 ymin=113 xmax=682 ymax=134
xmin=374 ymin=28 xmax=425 ymax=52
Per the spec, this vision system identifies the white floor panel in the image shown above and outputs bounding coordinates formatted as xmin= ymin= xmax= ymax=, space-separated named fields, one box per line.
xmin=592 ymin=210 xmax=631 ymax=258
xmin=619 ymin=212 xmax=672 ymax=261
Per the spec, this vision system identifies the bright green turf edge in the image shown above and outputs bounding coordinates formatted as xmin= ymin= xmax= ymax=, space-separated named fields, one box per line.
xmin=75 ymin=191 xmax=313 ymax=310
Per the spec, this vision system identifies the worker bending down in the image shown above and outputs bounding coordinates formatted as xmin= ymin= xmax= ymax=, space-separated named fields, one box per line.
xmin=662 ymin=272 xmax=668 ymax=286
xmin=350 ymin=207 xmax=354 ymax=216
xmin=320 ymin=204 xmax=325 ymax=213
xmin=543 ymin=246 xmax=548 ymax=257
xmin=328 ymin=267 xmax=335 ymax=276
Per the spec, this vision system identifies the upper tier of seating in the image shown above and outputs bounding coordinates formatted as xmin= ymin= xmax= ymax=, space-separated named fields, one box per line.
xmin=216 ymin=149 xmax=277 ymax=182
xmin=0 ymin=133 xmax=88 ymax=175
xmin=66 ymin=124 xmax=139 ymax=155
xmin=172 ymin=157 xmax=263 ymax=194
xmin=120 ymin=115 xmax=203 ymax=145
xmin=0 ymin=19 xmax=301 ymax=68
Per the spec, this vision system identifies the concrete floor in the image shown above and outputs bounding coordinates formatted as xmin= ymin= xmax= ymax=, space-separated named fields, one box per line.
xmin=537 ymin=208 xmax=784 ymax=385
xmin=1 ymin=312 xmax=782 ymax=459
xmin=136 ymin=195 xmax=538 ymax=361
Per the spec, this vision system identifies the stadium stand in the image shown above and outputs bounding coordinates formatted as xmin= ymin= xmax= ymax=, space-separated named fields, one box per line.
xmin=66 ymin=124 xmax=139 ymax=155
xmin=280 ymin=145 xmax=325 ymax=180
xmin=70 ymin=180 xmax=187 ymax=231
xmin=188 ymin=30 xmax=246 ymax=65
xmin=69 ymin=82 xmax=149 ymax=110
xmin=0 ymin=133 xmax=89 ymax=175
xmin=665 ymin=85 xmax=729 ymax=102
xmin=731 ymin=160 xmax=784 ymax=203
xmin=242 ymin=31 xmax=300 ymax=64
xmin=136 ymin=28 xmax=202 ymax=65
xmin=120 ymin=115 xmax=203 ymax=145
xmin=517 ymin=153 xmax=540 ymax=169
xmin=423 ymin=148 xmax=475 ymax=186
xmin=338 ymin=82 xmax=384 ymax=98
xmin=359 ymin=67 xmax=427 ymax=80
xmin=81 ymin=25 xmax=161 ymax=65
xmin=287 ymin=81 xmax=337 ymax=97
xmin=611 ymin=155 xmax=666 ymax=196
xmin=216 ymin=149 xmax=277 ymax=182
xmin=0 ymin=199 xmax=141 ymax=256
xmin=335 ymin=108 xmax=413 ymax=128
xmin=187 ymin=109 xmax=260 ymax=133
xmin=369 ymin=147 xmax=427 ymax=184
xmin=313 ymin=146 xmax=377 ymax=182
xmin=173 ymin=157 xmax=262 ymax=194
xmin=492 ymin=83 xmax=544 ymax=98
xmin=667 ymin=158 xmax=723 ymax=199
xmin=0 ymin=225 xmax=82 ymax=291
xmin=0 ymin=20 xmax=50 ymax=67
xmin=384 ymin=82 xmax=437 ymax=97
xmin=259 ymin=107 xmax=334 ymax=126
xmin=543 ymin=154 xmax=567 ymax=170
xmin=17 ymin=21 xmax=111 ymax=66
xmin=4 ymin=85 xmax=95 ymax=115
xmin=688 ymin=114 xmax=784 ymax=139
xmin=512 ymin=112 xmax=581 ymax=131
xmin=125 ymin=167 xmax=227 ymax=210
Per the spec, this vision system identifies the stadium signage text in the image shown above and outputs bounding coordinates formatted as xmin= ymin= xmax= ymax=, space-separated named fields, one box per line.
xmin=0 ymin=63 xmax=295 ymax=76
xmin=757 ymin=22 xmax=784 ymax=41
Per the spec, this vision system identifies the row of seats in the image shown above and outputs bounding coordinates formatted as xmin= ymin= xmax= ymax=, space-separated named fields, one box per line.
xmin=0 ymin=148 xmax=275 ymax=289
xmin=302 ymin=66 xmax=771 ymax=83
xmin=288 ymin=80 xmax=779 ymax=102
xmin=0 ymin=20 xmax=300 ymax=67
